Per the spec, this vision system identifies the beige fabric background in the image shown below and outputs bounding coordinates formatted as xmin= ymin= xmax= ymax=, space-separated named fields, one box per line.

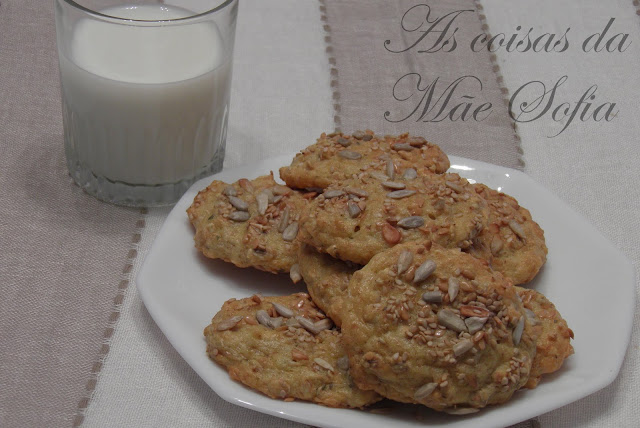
xmin=2 ymin=0 xmax=638 ymax=427
xmin=483 ymin=0 xmax=640 ymax=426
xmin=79 ymin=1 xmax=531 ymax=428
xmin=324 ymin=0 xmax=522 ymax=169
xmin=0 ymin=1 xmax=144 ymax=427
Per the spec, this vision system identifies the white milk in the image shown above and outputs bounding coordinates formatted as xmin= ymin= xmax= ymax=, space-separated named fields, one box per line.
xmin=59 ymin=4 xmax=231 ymax=185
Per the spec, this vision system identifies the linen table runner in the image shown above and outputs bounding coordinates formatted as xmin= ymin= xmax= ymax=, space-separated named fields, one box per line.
xmin=1 ymin=1 xmax=526 ymax=427
xmin=322 ymin=0 xmax=523 ymax=169
xmin=0 ymin=1 xmax=145 ymax=427
xmin=322 ymin=1 xmax=531 ymax=427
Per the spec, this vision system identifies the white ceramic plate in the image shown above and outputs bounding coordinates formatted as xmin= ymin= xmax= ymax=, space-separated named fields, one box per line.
xmin=138 ymin=154 xmax=635 ymax=428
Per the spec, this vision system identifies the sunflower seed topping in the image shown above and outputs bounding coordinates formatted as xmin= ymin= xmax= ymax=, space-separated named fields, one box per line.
xmin=270 ymin=317 xmax=284 ymax=328
xmin=273 ymin=302 xmax=294 ymax=318
xmin=413 ymin=260 xmax=437 ymax=283
xmin=323 ymin=189 xmax=345 ymax=199
xmin=256 ymin=310 xmax=273 ymax=328
xmin=347 ymin=201 xmax=361 ymax=218
xmin=422 ymin=291 xmax=443 ymax=303
xmin=403 ymin=168 xmax=417 ymax=179
xmin=445 ymin=181 xmax=464 ymax=193
xmin=256 ymin=192 xmax=269 ymax=215
xmin=464 ymin=316 xmax=488 ymax=334
xmin=229 ymin=211 xmax=250 ymax=222
xmin=272 ymin=185 xmax=291 ymax=195
xmin=453 ymin=339 xmax=474 ymax=356
xmin=338 ymin=150 xmax=362 ymax=160
xmin=524 ymin=308 xmax=539 ymax=325
xmin=408 ymin=136 xmax=428 ymax=147
xmin=223 ymin=186 xmax=237 ymax=196
xmin=513 ymin=316 xmax=525 ymax=345
xmin=314 ymin=357 xmax=335 ymax=372
xmin=392 ymin=142 xmax=413 ymax=151
xmin=414 ymin=382 xmax=438 ymax=400
xmin=228 ymin=196 xmax=249 ymax=211
xmin=490 ymin=236 xmax=504 ymax=255
xmin=437 ymin=309 xmax=468 ymax=333
xmin=216 ymin=315 xmax=243 ymax=331
xmin=509 ymin=220 xmax=527 ymax=240
xmin=278 ymin=207 xmax=290 ymax=233
xmin=370 ymin=171 xmax=389 ymax=181
xmin=352 ymin=131 xmax=366 ymax=140
xmin=397 ymin=250 xmax=413 ymax=274
xmin=397 ymin=216 xmax=425 ymax=229
xmin=382 ymin=181 xmax=406 ymax=190
xmin=387 ymin=189 xmax=416 ymax=199
xmin=345 ymin=187 xmax=368 ymax=198
xmin=386 ymin=159 xmax=395 ymax=179
xmin=314 ymin=318 xmax=333 ymax=332
xmin=448 ymin=277 xmax=460 ymax=302
xmin=296 ymin=316 xmax=323 ymax=335
xmin=289 ymin=264 xmax=302 ymax=284
xmin=282 ymin=222 xmax=299 ymax=242
xmin=337 ymin=137 xmax=351 ymax=147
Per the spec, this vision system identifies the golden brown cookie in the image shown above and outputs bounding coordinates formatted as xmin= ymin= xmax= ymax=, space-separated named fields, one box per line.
xmin=299 ymin=172 xmax=488 ymax=265
xmin=340 ymin=242 xmax=538 ymax=413
xmin=297 ymin=244 xmax=360 ymax=327
xmin=204 ymin=293 xmax=381 ymax=408
xmin=187 ymin=174 xmax=305 ymax=274
xmin=299 ymin=248 xmax=573 ymax=392
xmin=516 ymin=287 xmax=574 ymax=388
xmin=279 ymin=131 xmax=450 ymax=190
xmin=467 ymin=184 xmax=547 ymax=285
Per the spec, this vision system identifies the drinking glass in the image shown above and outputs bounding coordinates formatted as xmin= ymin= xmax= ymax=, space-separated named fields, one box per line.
xmin=55 ymin=0 xmax=238 ymax=206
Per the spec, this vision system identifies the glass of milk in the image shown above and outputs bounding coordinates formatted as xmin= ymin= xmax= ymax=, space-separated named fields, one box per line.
xmin=54 ymin=0 xmax=238 ymax=206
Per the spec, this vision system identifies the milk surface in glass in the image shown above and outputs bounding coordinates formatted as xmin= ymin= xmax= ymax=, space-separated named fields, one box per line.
xmin=59 ymin=4 xmax=231 ymax=187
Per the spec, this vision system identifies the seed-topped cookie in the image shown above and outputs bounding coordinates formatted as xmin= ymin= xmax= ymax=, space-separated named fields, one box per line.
xmin=298 ymin=246 xmax=573 ymax=392
xmin=187 ymin=174 xmax=305 ymax=274
xmin=340 ymin=242 xmax=538 ymax=413
xmin=298 ymin=171 xmax=488 ymax=265
xmin=279 ymin=131 xmax=450 ymax=190
xmin=204 ymin=293 xmax=381 ymax=408
xmin=467 ymin=184 xmax=547 ymax=285
xmin=297 ymin=244 xmax=361 ymax=327
xmin=516 ymin=287 xmax=574 ymax=388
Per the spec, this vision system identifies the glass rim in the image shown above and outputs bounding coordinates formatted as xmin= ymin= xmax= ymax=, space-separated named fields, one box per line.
xmin=58 ymin=0 xmax=237 ymax=23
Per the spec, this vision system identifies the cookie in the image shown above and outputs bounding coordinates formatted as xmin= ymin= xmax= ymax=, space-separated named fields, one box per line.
xmin=467 ymin=184 xmax=547 ymax=284
xmin=203 ymin=293 xmax=381 ymax=408
xmin=299 ymin=171 xmax=488 ymax=265
xmin=297 ymin=244 xmax=360 ymax=327
xmin=279 ymin=131 xmax=450 ymax=190
xmin=299 ymin=246 xmax=573 ymax=392
xmin=187 ymin=174 xmax=306 ymax=274
xmin=340 ymin=242 xmax=538 ymax=413
xmin=516 ymin=287 xmax=574 ymax=388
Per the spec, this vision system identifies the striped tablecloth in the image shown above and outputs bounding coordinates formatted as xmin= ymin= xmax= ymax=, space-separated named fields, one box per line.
xmin=1 ymin=0 xmax=638 ymax=427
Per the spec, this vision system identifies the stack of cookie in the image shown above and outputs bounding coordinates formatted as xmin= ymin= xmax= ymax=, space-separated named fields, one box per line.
xmin=189 ymin=131 xmax=573 ymax=414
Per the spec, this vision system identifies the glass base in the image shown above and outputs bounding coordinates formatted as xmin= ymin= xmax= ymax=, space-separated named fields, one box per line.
xmin=66 ymin=147 xmax=225 ymax=207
